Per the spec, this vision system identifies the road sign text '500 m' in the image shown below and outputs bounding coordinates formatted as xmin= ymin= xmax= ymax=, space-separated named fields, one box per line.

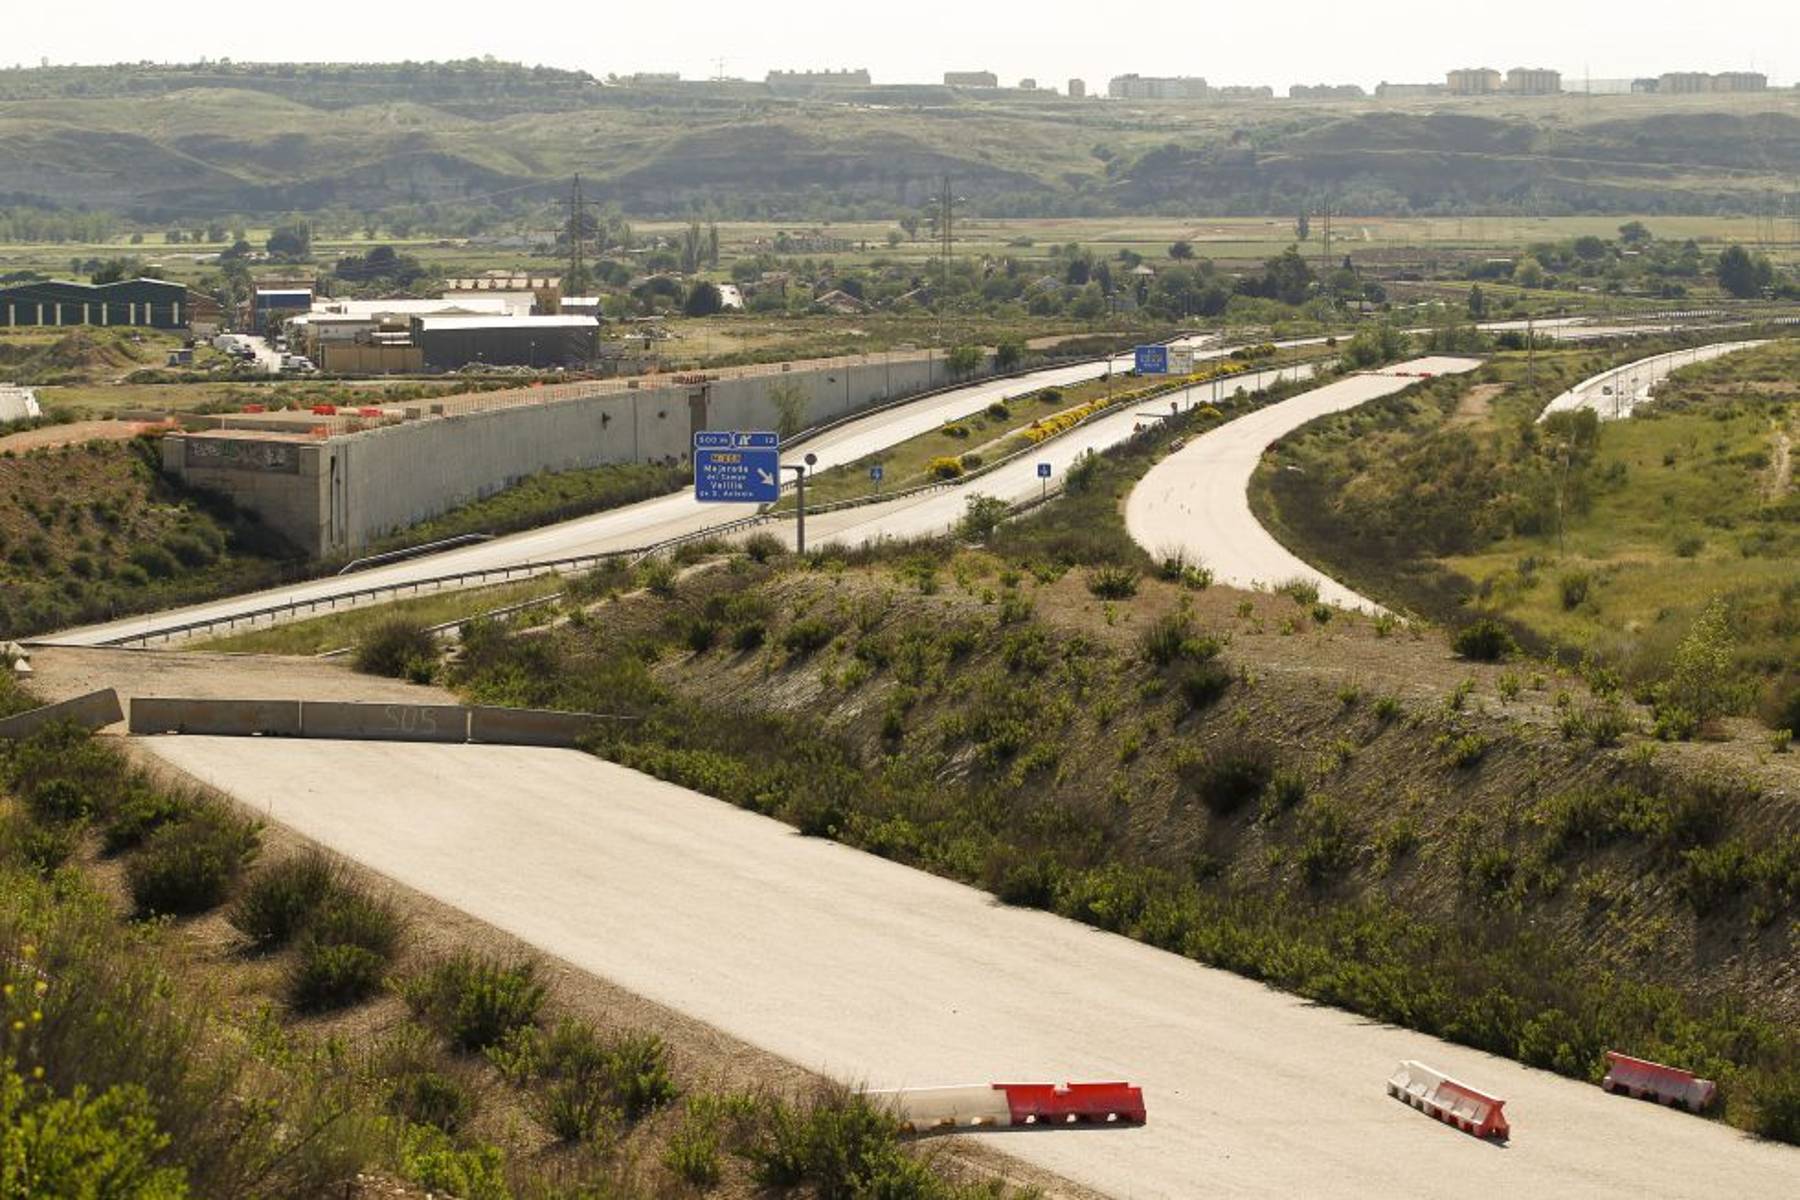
xmin=694 ymin=430 xmax=781 ymax=503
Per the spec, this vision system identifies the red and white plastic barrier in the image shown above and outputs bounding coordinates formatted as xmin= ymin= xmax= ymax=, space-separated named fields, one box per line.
xmin=864 ymin=1082 xmax=1147 ymax=1133
xmin=1602 ymin=1052 xmax=1716 ymax=1113
xmin=1386 ymin=1061 xmax=1509 ymax=1140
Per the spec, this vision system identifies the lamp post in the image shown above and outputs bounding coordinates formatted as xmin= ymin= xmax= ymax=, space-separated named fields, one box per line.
xmin=784 ymin=452 xmax=818 ymax=554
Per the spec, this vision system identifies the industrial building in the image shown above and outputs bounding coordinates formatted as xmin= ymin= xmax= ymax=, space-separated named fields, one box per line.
xmin=1506 ymin=67 xmax=1562 ymax=95
xmin=0 ymin=277 xmax=196 ymax=329
xmin=766 ymin=68 xmax=871 ymax=86
xmin=1067 ymin=78 xmax=1086 ymax=99
xmin=1447 ymin=67 xmax=1503 ymax=95
xmin=411 ymin=315 xmax=600 ymax=369
xmin=944 ymin=70 xmax=998 ymax=88
xmin=1108 ymin=74 xmax=1208 ymax=100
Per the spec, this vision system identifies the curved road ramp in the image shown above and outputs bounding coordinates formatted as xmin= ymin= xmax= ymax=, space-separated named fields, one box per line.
xmin=1538 ymin=341 xmax=1767 ymax=422
xmin=140 ymin=736 xmax=1799 ymax=1199
xmin=1125 ymin=358 xmax=1483 ymax=611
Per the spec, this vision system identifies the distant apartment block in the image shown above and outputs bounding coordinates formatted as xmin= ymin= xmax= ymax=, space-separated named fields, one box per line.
xmin=1068 ymin=78 xmax=1087 ymax=99
xmin=1018 ymin=78 xmax=1038 ymax=91
xmin=1447 ymin=67 xmax=1503 ymax=95
xmin=1214 ymin=85 xmax=1274 ymax=100
xmin=1375 ymin=81 xmax=1447 ymax=98
xmin=1108 ymin=74 xmax=1208 ymax=100
xmin=1506 ymin=67 xmax=1562 ymax=95
xmin=944 ymin=71 xmax=998 ymax=88
xmin=1644 ymin=71 xmax=1768 ymax=94
xmin=1289 ymin=83 xmax=1366 ymax=100
xmin=766 ymin=68 xmax=872 ymax=86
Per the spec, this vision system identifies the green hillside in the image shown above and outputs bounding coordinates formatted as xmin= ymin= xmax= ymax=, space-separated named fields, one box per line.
xmin=0 ymin=62 xmax=1796 ymax=219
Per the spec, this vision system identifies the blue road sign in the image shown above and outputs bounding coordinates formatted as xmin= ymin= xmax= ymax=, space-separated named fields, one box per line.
xmin=1134 ymin=344 xmax=1169 ymax=374
xmin=869 ymin=465 xmax=884 ymax=482
xmin=1036 ymin=462 xmax=1052 ymax=479
xmin=694 ymin=430 xmax=781 ymax=503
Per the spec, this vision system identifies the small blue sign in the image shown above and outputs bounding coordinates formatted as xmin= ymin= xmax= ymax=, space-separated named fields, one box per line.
xmin=694 ymin=430 xmax=781 ymax=503
xmin=1134 ymin=345 xmax=1169 ymax=374
xmin=1036 ymin=462 xmax=1052 ymax=479
xmin=869 ymin=465 xmax=884 ymax=482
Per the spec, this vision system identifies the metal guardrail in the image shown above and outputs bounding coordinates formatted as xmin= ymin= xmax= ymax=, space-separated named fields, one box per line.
xmin=337 ymin=532 xmax=494 ymax=575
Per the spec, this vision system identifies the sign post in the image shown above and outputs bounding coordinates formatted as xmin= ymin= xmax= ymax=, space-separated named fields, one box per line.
xmin=870 ymin=463 xmax=884 ymax=496
xmin=1037 ymin=461 xmax=1051 ymax=501
xmin=694 ymin=431 xmax=781 ymax=504
xmin=1134 ymin=345 xmax=1169 ymax=375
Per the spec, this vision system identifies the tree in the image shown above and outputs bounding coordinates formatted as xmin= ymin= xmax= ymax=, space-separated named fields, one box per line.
xmin=899 ymin=215 xmax=920 ymax=241
xmin=1654 ymin=595 xmax=1753 ymax=735
xmin=995 ymin=337 xmax=1025 ymax=370
xmin=1515 ymin=256 xmax=1546 ymax=289
xmin=706 ymin=222 xmax=720 ymax=268
xmin=885 ymin=230 xmax=903 ymax=248
xmin=947 ymin=344 xmax=983 ymax=376
xmin=769 ymin=380 xmax=808 ymax=438
xmin=1467 ymin=284 xmax=1488 ymax=320
xmin=683 ymin=280 xmax=722 ymax=317
xmin=1618 ymin=221 xmax=1652 ymax=246
xmin=1256 ymin=246 xmax=1315 ymax=306
xmin=1169 ymin=240 xmax=1194 ymax=260
xmin=265 ymin=222 xmax=311 ymax=259
xmin=678 ymin=222 xmax=704 ymax=275
xmin=1295 ymin=210 xmax=1311 ymax=242
xmin=1717 ymin=245 xmax=1772 ymax=299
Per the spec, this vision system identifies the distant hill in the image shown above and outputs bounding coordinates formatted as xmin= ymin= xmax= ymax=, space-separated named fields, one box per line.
xmin=0 ymin=62 xmax=1795 ymax=219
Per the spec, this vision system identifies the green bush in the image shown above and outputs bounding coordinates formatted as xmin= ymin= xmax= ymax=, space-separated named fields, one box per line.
xmin=288 ymin=939 xmax=386 ymax=1012
xmin=742 ymin=531 xmax=787 ymax=562
xmin=1085 ymin=564 xmax=1139 ymax=599
xmin=1185 ymin=738 xmax=1276 ymax=816
xmin=781 ymin=617 xmax=837 ymax=656
xmin=731 ymin=621 xmax=767 ymax=651
xmin=353 ymin=618 xmax=437 ymax=678
xmin=310 ymin=891 xmax=404 ymax=960
xmin=403 ymin=954 xmax=545 ymax=1052
xmin=126 ymin=805 xmax=260 ymax=917
xmin=1179 ymin=662 xmax=1233 ymax=711
xmin=229 ymin=852 xmax=340 ymax=951
xmin=388 ymin=1069 xmax=475 ymax=1135
xmin=0 ymin=1067 xmax=190 ymax=1199
xmin=1453 ymin=619 xmax=1517 ymax=662
xmin=985 ymin=400 xmax=1011 ymax=421
xmin=1558 ymin=571 xmax=1591 ymax=611
xmin=102 ymin=787 xmax=192 ymax=853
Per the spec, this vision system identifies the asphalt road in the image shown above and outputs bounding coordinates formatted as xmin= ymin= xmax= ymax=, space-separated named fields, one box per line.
xmin=1125 ymin=358 xmax=1484 ymax=612
xmin=148 ymin=736 xmax=1798 ymax=1200
xmin=1538 ymin=341 xmax=1768 ymax=422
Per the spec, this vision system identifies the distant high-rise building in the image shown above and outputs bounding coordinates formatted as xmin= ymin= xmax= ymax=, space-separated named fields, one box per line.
xmin=1214 ymin=85 xmax=1274 ymax=100
xmin=1108 ymin=74 xmax=1208 ymax=100
xmin=1067 ymin=78 xmax=1087 ymax=99
xmin=1710 ymin=71 xmax=1768 ymax=92
xmin=1019 ymin=78 xmax=1037 ymax=91
xmin=1447 ymin=67 xmax=1503 ymax=95
xmin=1289 ymin=83 xmax=1366 ymax=100
xmin=1505 ymin=67 xmax=1562 ymax=95
xmin=944 ymin=71 xmax=999 ymax=88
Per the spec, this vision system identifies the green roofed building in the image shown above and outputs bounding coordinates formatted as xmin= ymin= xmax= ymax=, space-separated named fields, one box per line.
xmin=0 ymin=277 xmax=193 ymax=329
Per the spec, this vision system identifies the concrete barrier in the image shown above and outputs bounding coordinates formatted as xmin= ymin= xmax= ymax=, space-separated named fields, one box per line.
xmin=0 ymin=688 xmax=123 ymax=739
xmin=1386 ymin=1060 xmax=1509 ymax=1140
xmin=130 ymin=698 xmax=302 ymax=737
xmin=864 ymin=1082 xmax=1147 ymax=1133
xmin=299 ymin=701 xmax=470 ymax=743
xmin=1603 ymin=1052 xmax=1716 ymax=1113
xmin=468 ymin=705 xmax=610 ymax=748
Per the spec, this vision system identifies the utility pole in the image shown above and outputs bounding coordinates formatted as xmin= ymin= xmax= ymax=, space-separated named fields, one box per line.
xmin=567 ymin=174 xmax=586 ymax=298
xmin=934 ymin=174 xmax=954 ymax=382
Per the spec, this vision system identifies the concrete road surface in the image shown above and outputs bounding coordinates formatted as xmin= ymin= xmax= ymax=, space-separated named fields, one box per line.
xmin=148 ymin=736 xmax=1797 ymax=1200
xmin=1125 ymin=358 xmax=1483 ymax=612
xmin=1538 ymin=341 xmax=1767 ymax=423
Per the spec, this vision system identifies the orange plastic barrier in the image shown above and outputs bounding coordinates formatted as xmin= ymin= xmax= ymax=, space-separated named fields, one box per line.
xmin=311 ymin=404 xmax=338 ymax=416
xmin=994 ymin=1081 xmax=1147 ymax=1126
xmin=242 ymin=403 xmax=265 ymax=413
xmin=1602 ymin=1052 xmax=1716 ymax=1113
xmin=357 ymin=406 xmax=382 ymax=418
xmin=1387 ymin=1061 xmax=1509 ymax=1140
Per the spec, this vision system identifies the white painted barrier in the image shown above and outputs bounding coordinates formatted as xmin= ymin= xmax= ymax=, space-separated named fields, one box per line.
xmin=863 ymin=1081 xmax=1147 ymax=1132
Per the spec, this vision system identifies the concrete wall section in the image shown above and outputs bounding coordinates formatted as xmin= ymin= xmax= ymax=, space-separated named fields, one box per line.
xmin=0 ymin=688 xmax=123 ymax=738
xmin=299 ymin=701 xmax=471 ymax=742
xmin=130 ymin=697 xmax=302 ymax=737
xmin=468 ymin=705 xmax=614 ymax=747
xmin=163 ymin=436 xmax=333 ymax=557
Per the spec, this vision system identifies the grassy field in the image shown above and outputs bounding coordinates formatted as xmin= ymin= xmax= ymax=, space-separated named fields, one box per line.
xmin=197 ymin=575 xmax=567 ymax=656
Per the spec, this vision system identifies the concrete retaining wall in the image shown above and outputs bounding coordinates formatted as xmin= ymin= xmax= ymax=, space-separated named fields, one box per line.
xmin=299 ymin=701 xmax=471 ymax=743
xmin=165 ymin=353 xmax=994 ymax=559
xmin=130 ymin=698 xmax=302 ymax=737
xmin=0 ymin=688 xmax=123 ymax=739
xmin=126 ymin=697 xmax=614 ymax=748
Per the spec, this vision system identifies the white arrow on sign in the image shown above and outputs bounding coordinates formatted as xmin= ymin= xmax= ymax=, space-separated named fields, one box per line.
xmin=757 ymin=468 xmax=776 ymax=486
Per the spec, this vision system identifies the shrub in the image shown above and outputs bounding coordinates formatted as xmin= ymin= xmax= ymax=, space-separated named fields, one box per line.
xmin=1179 ymin=662 xmax=1233 ymax=711
xmin=1653 ymin=597 xmax=1753 ymax=735
xmin=985 ymin=400 xmax=1011 ymax=421
xmin=230 ymin=851 xmax=340 ymax=951
xmin=288 ymin=939 xmax=386 ymax=1012
xmin=0 ymin=1068 xmax=189 ymax=1199
xmin=102 ymin=787 xmax=192 ymax=853
xmin=403 ymin=954 xmax=546 ymax=1052
xmin=389 ymin=1068 xmax=475 ymax=1135
xmin=127 ymin=805 xmax=260 ymax=917
xmin=354 ymin=618 xmax=437 ymax=678
xmin=1453 ymin=619 xmax=1517 ymax=662
xmin=638 ymin=558 xmax=678 ymax=597
xmin=742 ymin=531 xmax=787 ymax=562
xmin=1275 ymin=578 xmax=1319 ymax=607
xmin=1139 ymin=612 xmax=1220 ymax=666
xmin=1086 ymin=565 xmax=1139 ymax=599
xmin=958 ymin=451 xmax=984 ymax=470
xmin=311 ymin=891 xmax=404 ymax=960
xmin=1558 ymin=571 xmax=1591 ymax=611
xmin=731 ymin=621 xmax=767 ymax=651
xmin=604 ymin=1030 xmax=678 ymax=1120
xmin=781 ymin=617 xmax=837 ymax=656
xmin=1185 ymin=738 xmax=1276 ymax=816
xmin=926 ymin=455 xmax=964 ymax=479
xmin=958 ymin=494 xmax=1010 ymax=540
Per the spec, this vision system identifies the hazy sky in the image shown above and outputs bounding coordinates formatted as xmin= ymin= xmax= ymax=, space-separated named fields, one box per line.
xmin=6 ymin=1 xmax=1791 ymax=89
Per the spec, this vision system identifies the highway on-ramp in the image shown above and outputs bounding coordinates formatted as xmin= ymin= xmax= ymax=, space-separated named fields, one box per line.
xmin=1538 ymin=340 xmax=1768 ymax=422
xmin=1125 ymin=357 xmax=1484 ymax=612
xmin=147 ymin=735 xmax=1799 ymax=1199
